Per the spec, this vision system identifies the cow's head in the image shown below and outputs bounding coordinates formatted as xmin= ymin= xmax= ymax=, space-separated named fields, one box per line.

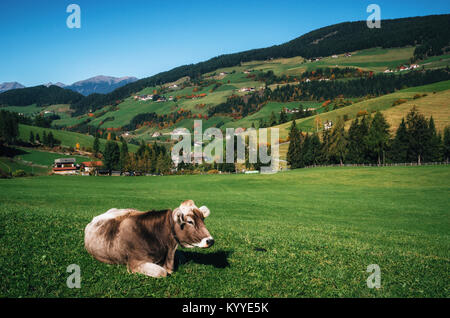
xmin=172 ymin=200 xmax=214 ymax=248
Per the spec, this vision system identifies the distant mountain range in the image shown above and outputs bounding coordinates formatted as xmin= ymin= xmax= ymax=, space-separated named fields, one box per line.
xmin=0 ymin=75 xmax=138 ymax=96
xmin=0 ymin=82 xmax=25 ymax=93
xmin=64 ymin=76 xmax=138 ymax=96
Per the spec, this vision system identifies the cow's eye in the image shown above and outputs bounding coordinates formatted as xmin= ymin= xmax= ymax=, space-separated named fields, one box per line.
xmin=187 ymin=220 xmax=194 ymax=225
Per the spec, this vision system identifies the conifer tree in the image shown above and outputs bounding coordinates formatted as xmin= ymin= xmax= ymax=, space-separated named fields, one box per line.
xmin=426 ymin=116 xmax=443 ymax=162
xmin=367 ymin=112 xmax=390 ymax=165
xmin=328 ymin=117 xmax=347 ymax=165
xmin=287 ymin=120 xmax=302 ymax=169
xmin=390 ymin=118 xmax=409 ymax=162
xmin=443 ymin=126 xmax=450 ymax=163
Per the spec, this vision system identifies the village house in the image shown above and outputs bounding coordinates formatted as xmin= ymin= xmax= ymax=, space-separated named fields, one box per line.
xmin=52 ymin=158 xmax=78 ymax=175
xmin=152 ymin=131 xmax=161 ymax=138
xmin=331 ymin=54 xmax=338 ymax=58
xmin=284 ymin=108 xmax=301 ymax=114
xmin=135 ymin=94 xmax=153 ymax=101
xmin=239 ymin=87 xmax=255 ymax=93
xmin=324 ymin=120 xmax=333 ymax=130
xmin=156 ymin=96 xmax=167 ymax=102
xmin=81 ymin=161 xmax=103 ymax=175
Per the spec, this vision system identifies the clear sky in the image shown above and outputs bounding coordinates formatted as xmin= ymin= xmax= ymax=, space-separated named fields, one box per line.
xmin=1 ymin=0 xmax=449 ymax=86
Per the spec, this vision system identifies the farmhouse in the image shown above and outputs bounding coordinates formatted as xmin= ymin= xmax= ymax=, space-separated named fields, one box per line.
xmin=52 ymin=158 xmax=78 ymax=175
xmin=239 ymin=87 xmax=255 ymax=93
xmin=285 ymin=108 xmax=301 ymax=114
xmin=135 ymin=94 xmax=153 ymax=101
xmin=81 ymin=161 xmax=103 ymax=175
xmin=324 ymin=120 xmax=333 ymax=130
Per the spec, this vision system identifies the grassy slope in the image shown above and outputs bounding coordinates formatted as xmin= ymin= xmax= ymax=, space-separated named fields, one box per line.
xmin=381 ymin=89 xmax=450 ymax=133
xmin=18 ymin=124 xmax=138 ymax=153
xmin=55 ymin=47 xmax=418 ymax=134
xmin=0 ymin=148 xmax=91 ymax=176
xmin=275 ymin=80 xmax=450 ymax=139
xmin=0 ymin=166 xmax=448 ymax=297
xmin=0 ymin=157 xmax=49 ymax=175
xmin=16 ymin=147 xmax=90 ymax=166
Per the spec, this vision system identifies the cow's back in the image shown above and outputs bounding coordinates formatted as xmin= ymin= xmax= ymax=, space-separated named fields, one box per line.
xmin=84 ymin=208 xmax=141 ymax=264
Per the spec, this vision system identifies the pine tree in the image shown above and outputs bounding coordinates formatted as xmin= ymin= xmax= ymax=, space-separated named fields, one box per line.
xmin=367 ymin=112 xmax=390 ymax=165
xmin=390 ymin=118 xmax=409 ymax=162
xmin=443 ymin=126 xmax=450 ymax=163
xmin=103 ymin=141 xmax=120 ymax=174
xmin=47 ymin=132 xmax=55 ymax=148
xmin=93 ymin=136 xmax=100 ymax=156
xmin=119 ymin=140 xmax=129 ymax=173
xmin=328 ymin=117 xmax=347 ymax=165
xmin=287 ymin=120 xmax=302 ymax=169
xmin=36 ymin=133 xmax=40 ymax=144
xmin=279 ymin=109 xmax=288 ymax=124
xmin=43 ymin=131 xmax=48 ymax=146
xmin=269 ymin=111 xmax=277 ymax=127
xmin=405 ymin=107 xmax=430 ymax=164
xmin=29 ymin=131 xmax=35 ymax=144
xmin=426 ymin=116 xmax=443 ymax=162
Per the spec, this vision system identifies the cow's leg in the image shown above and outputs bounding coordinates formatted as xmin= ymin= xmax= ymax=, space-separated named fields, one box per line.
xmin=128 ymin=259 xmax=167 ymax=278
xmin=164 ymin=247 xmax=177 ymax=275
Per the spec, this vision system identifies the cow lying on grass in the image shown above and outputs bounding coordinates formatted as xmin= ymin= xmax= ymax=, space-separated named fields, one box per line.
xmin=84 ymin=200 xmax=214 ymax=278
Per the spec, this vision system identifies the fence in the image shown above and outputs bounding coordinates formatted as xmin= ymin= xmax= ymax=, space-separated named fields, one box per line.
xmin=302 ymin=162 xmax=450 ymax=169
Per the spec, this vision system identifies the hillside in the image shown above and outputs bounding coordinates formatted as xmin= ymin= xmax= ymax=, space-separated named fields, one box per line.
xmin=275 ymin=80 xmax=450 ymax=139
xmin=18 ymin=124 xmax=138 ymax=153
xmin=1 ymin=15 xmax=449 ymax=149
xmin=67 ymin=14 xmax=450 ymax=114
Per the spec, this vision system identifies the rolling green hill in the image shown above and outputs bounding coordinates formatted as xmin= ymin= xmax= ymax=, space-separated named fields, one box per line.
xmin=276 ymin=80 xmax=450 ymax=139
xmin=18 ymin=124 xmax=139 ymax=153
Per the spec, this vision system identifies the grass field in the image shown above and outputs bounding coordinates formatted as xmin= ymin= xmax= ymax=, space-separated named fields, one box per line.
xmin=18 ymin=124 xmax=138 ymax=153
xmin=0 ymin=166 xmax=449 ymax=297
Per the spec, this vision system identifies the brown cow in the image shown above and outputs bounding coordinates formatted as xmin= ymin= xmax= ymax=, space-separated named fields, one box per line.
xmin=84 ymin=200 xmax=214 ymax=277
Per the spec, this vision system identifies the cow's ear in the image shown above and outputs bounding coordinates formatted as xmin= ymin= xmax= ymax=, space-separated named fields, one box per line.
xmin=173 ymin=208 xmax=185 ymax=225
xmin=199 ymin=206 xmax=210 ymax=218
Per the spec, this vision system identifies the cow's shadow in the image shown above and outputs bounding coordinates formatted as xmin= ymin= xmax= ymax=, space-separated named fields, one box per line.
xmin=175 ymin=250 xmax=232 ymax=269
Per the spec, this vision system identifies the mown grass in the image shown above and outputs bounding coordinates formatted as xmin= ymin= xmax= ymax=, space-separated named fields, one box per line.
xmin=15 ymin=147 xmax=90 ymax=166
xmin=0 ymin=166 xmax=448 ymax=298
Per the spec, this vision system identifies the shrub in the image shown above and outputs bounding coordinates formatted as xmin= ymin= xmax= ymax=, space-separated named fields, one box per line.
xmin=356 ymin=110 xmax=368 ymax=117
xmin=392 ymin=99 xmax=408 ymax=106
xmin=207 ymin=169 xmax=220 ymax=174
xmin=0 ymin=168 xmax=11 ymax=179
xmin=12 ymin=170 xmax=28 ymax=178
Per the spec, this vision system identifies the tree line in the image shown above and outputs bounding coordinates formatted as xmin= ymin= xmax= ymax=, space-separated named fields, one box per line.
xmin=207 ymin=69 xmax=450 ymax=118
xmin=99 ymin=138 xmax=172 ymax=175
xmin=287 ymin=107 xmax=450 ymax=168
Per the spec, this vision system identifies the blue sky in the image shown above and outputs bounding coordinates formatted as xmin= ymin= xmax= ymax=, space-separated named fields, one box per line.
xmin=1 ymin=0 xmax=449 ymax=86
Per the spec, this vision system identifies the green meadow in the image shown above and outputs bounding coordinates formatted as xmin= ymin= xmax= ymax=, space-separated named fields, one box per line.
xmin=18 ymin=124 xmax=138 ymax=153
xmin=0 ymin=165 xmax=448 ymax=297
